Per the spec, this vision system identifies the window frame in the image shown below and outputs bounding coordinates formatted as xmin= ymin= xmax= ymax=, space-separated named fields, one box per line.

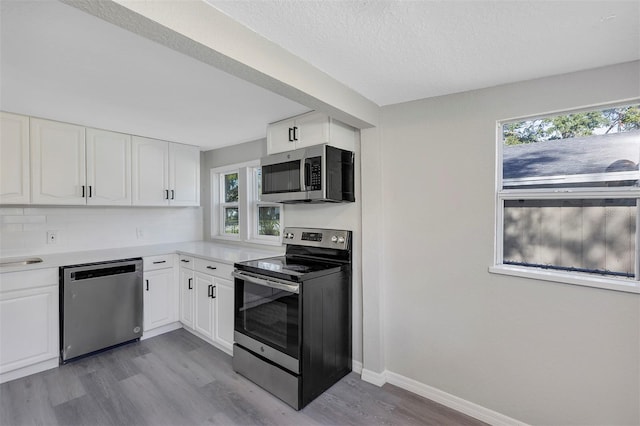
xmin=211 ymin=161 xmax=283 ymax=246
xmin=248 ymin=166 xmax=283 ymax=244
xmin=491 ymin=101 xmax=640 ymax=294
xmin=220 ymin=170 xmax=240 ymax=238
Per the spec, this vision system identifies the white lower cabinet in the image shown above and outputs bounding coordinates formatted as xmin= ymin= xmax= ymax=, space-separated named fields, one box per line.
xmin=194 ymin=272 xmax=215 ymax=339
xmin=213 ymin=277 xmax=234 ymax=350
xmin=179 ymin=267 xmax=195 ymax=329
xmin=0 ymin=268 xmax=59 ymax=384
xmin=142 ymin=255 xmax=179 ymax=337
xmin=179 ymin=255 xmax=234 ymax=354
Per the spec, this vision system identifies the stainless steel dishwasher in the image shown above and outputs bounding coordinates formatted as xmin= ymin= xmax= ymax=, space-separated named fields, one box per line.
xmin=60 ymin=258 xmax=143 ymax=363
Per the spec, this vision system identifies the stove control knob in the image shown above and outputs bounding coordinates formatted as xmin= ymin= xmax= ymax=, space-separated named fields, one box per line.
xmin=331 ymin=235 xmax=338 ymax=243
xmin=286 ymin=232 xmax=294 ymax=239
xmin=337 ymin=236 xmax=345 ymax=244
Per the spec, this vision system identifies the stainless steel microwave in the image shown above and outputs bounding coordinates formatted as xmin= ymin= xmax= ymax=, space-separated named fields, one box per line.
xmin=260 ymin=144 xmax=355 ymax=203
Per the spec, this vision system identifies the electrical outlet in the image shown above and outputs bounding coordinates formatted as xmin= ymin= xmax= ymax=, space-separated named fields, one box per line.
xmin=47 ymin=230 xmax=58 ymax=244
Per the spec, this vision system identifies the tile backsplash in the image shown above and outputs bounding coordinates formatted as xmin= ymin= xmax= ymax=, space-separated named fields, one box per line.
xmin=0 ymin=207 xmax=203 ymax=257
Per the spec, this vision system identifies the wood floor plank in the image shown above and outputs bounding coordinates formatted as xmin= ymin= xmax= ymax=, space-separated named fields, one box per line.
xmin=0 ymin=329 xmax=488 ymax=426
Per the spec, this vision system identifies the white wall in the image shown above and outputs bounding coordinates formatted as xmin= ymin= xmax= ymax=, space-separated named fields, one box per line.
xmin=364 ymin=61 xmax=640 ymax=425
xmin=202 ymin=137 xmax=363 ymax=365
xmin=0 ymin=206 xmax=202 ymax=257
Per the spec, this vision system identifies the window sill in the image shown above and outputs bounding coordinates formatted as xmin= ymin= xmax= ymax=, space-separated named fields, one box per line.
xmin=489 ymin=265 xmax=640 ymax=294
xmin=211 ymin=235 xmax=282 ymax=248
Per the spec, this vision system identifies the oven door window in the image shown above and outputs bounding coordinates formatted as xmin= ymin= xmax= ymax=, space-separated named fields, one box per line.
xmin=262 ymin=160 xmax=301 ymax=194
xmin=235 ymin=280 xmax=299 ymax=358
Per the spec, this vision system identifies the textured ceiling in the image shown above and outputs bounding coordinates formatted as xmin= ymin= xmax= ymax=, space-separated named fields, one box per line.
xmin=208 ymin=0 xmax=640 ymax=106
xmin=1 ymin=1 xmax=638 ymax=150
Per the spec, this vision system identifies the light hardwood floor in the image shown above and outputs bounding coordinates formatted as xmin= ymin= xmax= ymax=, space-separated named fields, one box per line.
xmin=0 ymin=329 xmax=486 ymax=425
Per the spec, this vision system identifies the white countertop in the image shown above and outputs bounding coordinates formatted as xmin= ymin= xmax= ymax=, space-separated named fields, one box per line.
xmin=0 ymin=241 xmax=283 ymax=274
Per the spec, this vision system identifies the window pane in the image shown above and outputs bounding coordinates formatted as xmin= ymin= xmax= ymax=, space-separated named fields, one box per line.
xmin=224 ymin=207 xmax=239 ymax=234
xmin=502 ymin=105 xmax=640 ymax=189
xmin=224 ymin=173 xmax=239 ymax=202
xmin=258 ymin=206 xmax=280 ymax=236
xmin=503 ymin=198 xmax=636 ymax=278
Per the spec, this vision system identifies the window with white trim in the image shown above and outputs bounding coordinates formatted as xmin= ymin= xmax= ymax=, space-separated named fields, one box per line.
xmin=493 ymin=102 xmax=640 ymax=291
xmin=251 ymin=167 xmax=282 ymax=241
xmin=221 ymin=171 xmax=239 ymax=236
xmin=211 ymin=162 xmax=283 ymax=245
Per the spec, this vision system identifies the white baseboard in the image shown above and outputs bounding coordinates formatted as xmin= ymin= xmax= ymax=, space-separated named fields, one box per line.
xmin=361 ymin=367 xmax=387 ymax=387
xmin=385 ymin=371 xmax=528 ymax=426
xmin=141 ymin=322 xmax=182 ymax=340
xmin=351 ymin=360 xmax=363 ymax=374
xmin=0 ymin=357 xmax=58 ymax=384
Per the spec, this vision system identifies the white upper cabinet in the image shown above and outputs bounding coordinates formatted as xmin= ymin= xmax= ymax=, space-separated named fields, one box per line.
xmin=31 ymin=118 xmax=133 ymax=206
xmin=5 ymin=114 xmax=198 ymax=207
xmin=132 ymin=136 xmax=200 ymax=206
xmin=267 ymin=111 xmax=356 ymax=154
xmin=169 ymin=143 xmax=200 ymax=206
xmin=0 ymin=112 xmax=30 ymax=204
xmin=86 ymin=128 xmax=132 ymax=206
xmin=30 ymin=118 xmax=86 ymax=205
xmin=132 ymin=136 xmax=169 ymax=206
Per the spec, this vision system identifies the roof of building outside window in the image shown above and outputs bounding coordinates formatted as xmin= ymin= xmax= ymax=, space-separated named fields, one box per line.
xmin=503 ymin=131 xmax=640 ymax=180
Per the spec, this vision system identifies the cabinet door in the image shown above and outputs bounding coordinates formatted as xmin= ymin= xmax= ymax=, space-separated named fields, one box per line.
xmin=86 ymin=128 xmax=132 ymax=206
xmin=0 ymin=112 xmax=30 ymax=204
xmin=214 ymin=277 xmax=234 ymax=351
xmin=143 ymin=268 xmax=175 ymax=332
xmin=295 ymin=112 xmax=329 ymax=149
xmin=267 ymin=118 xmax=297 ymax=154
xmin=30 ymin=118 xmax=86 ymax=205
xmin=169 ymin=143 xmax=200 ymax=206
xmin=193 ymin=272 xmax=214 ymax=340
xmin=0 ymin=286 xmax=58 ymax=374
xmin=131 ymin=136 xmax=169 ymax=206
xmin=179 ymin=268 xmax=194 ymax=329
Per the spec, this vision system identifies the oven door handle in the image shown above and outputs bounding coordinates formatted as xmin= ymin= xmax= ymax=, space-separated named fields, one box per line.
xmin=232 ymin=271 xmax=300 ymax=294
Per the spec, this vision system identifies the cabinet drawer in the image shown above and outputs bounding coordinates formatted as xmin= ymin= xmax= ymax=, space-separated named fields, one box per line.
xmin=143 ymin=254 xmax=174 ymax=271
xmin=193 ymin=258 xmax=233 ymax=278
xmin=0 ymin=268 xmax=58 ymax=293
xmin=178 ymin=255 xmax=194 ymax=269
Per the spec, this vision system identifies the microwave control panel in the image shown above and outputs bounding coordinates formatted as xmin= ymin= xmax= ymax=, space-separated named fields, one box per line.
xmin=306 ymin=157 xmax=322 ymax=190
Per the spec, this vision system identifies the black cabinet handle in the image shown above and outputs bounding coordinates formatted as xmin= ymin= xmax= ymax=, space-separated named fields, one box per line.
xmin=293 ymin=126 xmax=298 ymax=141
xmin=145 ymin=279 xmax=149 ymax=291
xmin=152 ymin=260 xmax=166 ymax=264
xmin=206 ymin=266 xmax=217 ymax=270
xmin=188 ymin=277 xmax=192 ymax=290
xmin=171 ymin=190 xmax=175 ymax=200
xmin=81 ymin=185 xmax=85 ymax=198
xmin=288 ymin=127 xmax=294 ymax=142
xmin=165 ymin=189 xmax=169 ymax=200
xmin=212 ymin=286 xmax=216 ymax=299
xmin=207 ymin=284 xmax=213 ymax=298
xmin=88 ymin=186 xmax=92 ymax=198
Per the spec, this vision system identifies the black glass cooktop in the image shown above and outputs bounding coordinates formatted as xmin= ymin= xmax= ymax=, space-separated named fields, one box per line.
xmin=235 ymin=255 xmax=346 ymax=282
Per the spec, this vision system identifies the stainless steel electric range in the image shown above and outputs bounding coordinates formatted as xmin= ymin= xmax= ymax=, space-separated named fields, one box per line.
xmin=232 ymin=227 xmax=352 ymax=410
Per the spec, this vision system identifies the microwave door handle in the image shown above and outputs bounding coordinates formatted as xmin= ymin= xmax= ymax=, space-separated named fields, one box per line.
xmin=304 ymin=161 xmax=311 ymax=188
xmin=300 ymin=159 xmax=307 ymax=190
xmin=232 ymin=271 xmax=300 ymax=294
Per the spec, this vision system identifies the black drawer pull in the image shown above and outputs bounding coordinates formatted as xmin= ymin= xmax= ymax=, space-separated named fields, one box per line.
xmin=181 ymin=259 xmax=190 ymax=263
xmin=206 ymin=266 xmax=217 ymax=270
xmin=152 ymin=260 xmax=166 ymax=264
